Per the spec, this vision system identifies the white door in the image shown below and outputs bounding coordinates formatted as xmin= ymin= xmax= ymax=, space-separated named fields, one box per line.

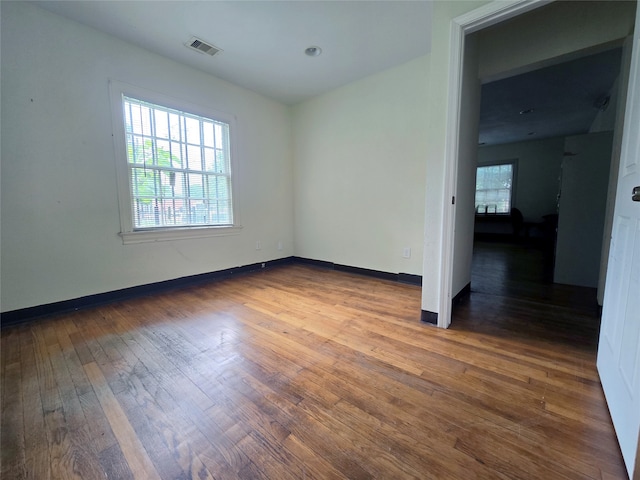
xmin=597 ymin=5 xmax=640 ymax=478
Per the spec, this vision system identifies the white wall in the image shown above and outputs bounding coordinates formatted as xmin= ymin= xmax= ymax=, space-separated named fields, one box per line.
xmin=590 ymin=74 xmax=621 ymax=134
xmin=7 ymin=0 xmax=630 ymax=318
xmin=421 ymin=0 xmax=490 ymax=316
xmin=477 ymin=0 xmax=636 ymax=82
xmin=477 ymin=136 xmax=565 ymax=223
xmin=554 ymin=132 xmax=613 ymax=288
xmin=1 ymin=2 xmax=293 ymax=312
xmin=291 ymin=56 xmax=429 ymax=275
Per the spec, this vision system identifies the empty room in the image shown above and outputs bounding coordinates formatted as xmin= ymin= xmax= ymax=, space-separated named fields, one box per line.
xmin=2 ymin=1 xmax=639 ymax=479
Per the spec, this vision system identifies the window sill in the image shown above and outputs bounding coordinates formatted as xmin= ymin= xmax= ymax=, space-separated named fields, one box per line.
xmin=119 ymin=225 xmax=243 ymax=244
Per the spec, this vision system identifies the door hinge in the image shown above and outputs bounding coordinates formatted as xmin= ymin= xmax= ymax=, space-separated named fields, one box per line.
xmin=452 ymin=196 xmax=456 ymax=205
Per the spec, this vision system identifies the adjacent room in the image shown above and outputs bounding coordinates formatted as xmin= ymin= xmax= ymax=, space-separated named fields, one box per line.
xmin=2 ymin=1 xmax=639 ymax=478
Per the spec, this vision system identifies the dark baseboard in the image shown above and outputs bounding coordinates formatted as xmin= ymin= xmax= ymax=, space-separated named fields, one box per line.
xmin=421 ymin=310 xmax=438 ymax=325
xmin=452 ymin=282 xmax=471 ymax=306
xmin=1 ymin=256 xmax=422 ymax=328
xmin=398 ymin=273 xmax=423 ymax=286
xmin=293 ymin=257 xmax=422 ymax=286
xmin=1 ymin=257 xmax=295 ymax=328
xmin=293 ymin=257 xmax=334 ymax=270
xmin=335 ymin=263 xmax=398 ymax=282
xmin=421 ymin=283 xmax=469 ymax=324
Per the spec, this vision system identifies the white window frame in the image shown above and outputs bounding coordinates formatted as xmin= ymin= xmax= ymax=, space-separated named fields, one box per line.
xmin=109 ymin=80 xmax=242 ymax=244
xmin=475 ymin=159 xmax=517 ymax=215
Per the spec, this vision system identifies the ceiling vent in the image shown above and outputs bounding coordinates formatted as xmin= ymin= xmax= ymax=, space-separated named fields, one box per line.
xmin=185 ymin=36 xmax=222 ymax=57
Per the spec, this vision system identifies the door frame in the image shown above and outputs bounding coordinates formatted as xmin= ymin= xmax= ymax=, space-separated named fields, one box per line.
xmin=438 ymin=0 xmax=551 ymax=328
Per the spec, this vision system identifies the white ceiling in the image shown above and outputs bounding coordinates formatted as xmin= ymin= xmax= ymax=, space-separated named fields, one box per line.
xmin=32 ymin=0 xmax=434 ymax=105
xmin=28 ymin=0 xmax=624 ymax=146
xmin=479 ymin=47 xmax=623 ymax=146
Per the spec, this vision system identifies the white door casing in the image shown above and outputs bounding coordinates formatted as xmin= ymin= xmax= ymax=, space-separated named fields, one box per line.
xmin=437 ymin=0 xmax=546 ymax=328
xmin=596 ymin=3 xmax=640 ymax=476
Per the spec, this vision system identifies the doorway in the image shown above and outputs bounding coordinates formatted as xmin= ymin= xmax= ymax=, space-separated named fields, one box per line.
xmin=441 ymin=0 xmax=636 ymax=327
xmin=441 ymin=1 xmax=640 ymax=475
xmin=467 ymin=43 xmax=626 ymax=323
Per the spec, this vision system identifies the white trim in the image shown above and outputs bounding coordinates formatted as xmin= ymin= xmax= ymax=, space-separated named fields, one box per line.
xmin=119 ymin=225 xmax=243 ymax=245
xmin=438 ymin=0 xmax=549 ymax=328
xmin=454 ymin=0 xmax=552 ymax=34
xmin=108 ymin=79 xmax=242 ymax=244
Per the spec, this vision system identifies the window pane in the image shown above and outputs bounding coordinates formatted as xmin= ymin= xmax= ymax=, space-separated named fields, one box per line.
xmin=204 ymin=148 xmax=216 ymax=172
xmin=131 ymin=167 xmax=156 ymax=198
xmin=154 ymin=170 xmax=185 ymax=197
xmin=203 ymin=122 xmax=215 ymax=147
xmin=188 ymin=199 xmax=207 ymax=224
xmin=475 ymin=163 xmax=513 ymax=214
xmin=214 ymin=123 xmax=224 ymax=149
xmin=186 ymin=145 xmax=202 ymax=171
xmin=185 ymin=117 xmax=200 ymax=145
xmin=214 ymin=199 xmax=232 ymax=224
xmin=216 ymin=149 xmax=228 ymax=173
xmin=154 ymin=110 xmax=169 ymax=139
xmin=159 ymin=171 xmax=176 ymax=197
xmin=123 ymin=96 xmax=233 ymax=229
xmin=188 ymin=173 xmax=205 ymax=199
xmin=170 ymin=141 xmax=184 ymax=168
xmin=133 ymin=199 xmax=158 ymax=228
xmin=156 ymin=140 xmax=171 ymax=167
xmin=169 ymin=113 xmax=181 ymax=141
xmin=127 ymin=136 xmax=145 ymax=165
xmin=128 ymin=103 xmax=143 ymax=135
xmin=207 ymin=175 xmax=229 ymax=200
xmin=139 ymin=105 xmax=152 ymax=136
xmin=205 ymin=200 xmax=231 ymax=225
xmin=125 ymin=135 xmax=137 ymax=164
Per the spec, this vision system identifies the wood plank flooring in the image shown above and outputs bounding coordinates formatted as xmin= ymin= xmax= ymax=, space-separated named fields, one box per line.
xmin=1 ymin=246 xmax=628 ymax=479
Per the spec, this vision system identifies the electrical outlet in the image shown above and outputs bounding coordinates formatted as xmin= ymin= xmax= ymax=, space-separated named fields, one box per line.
xmin=277 ymin=240 xmax=283 ymax=251
xmin=256 ymin=240 xmax=261 ymax=250
xmin=402 ymin=247 xmax=411 ymax=259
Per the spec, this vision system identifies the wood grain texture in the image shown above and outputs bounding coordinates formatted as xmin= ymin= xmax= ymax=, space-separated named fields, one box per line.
xmin=1 ymin=242 xmax=628 ymax=479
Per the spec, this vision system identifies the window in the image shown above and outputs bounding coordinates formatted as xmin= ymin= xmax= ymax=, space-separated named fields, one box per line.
xmin=110 ymin=82 xmax=240 ymax=243
xmin=475 ymin=162 xmax=514 ymax=214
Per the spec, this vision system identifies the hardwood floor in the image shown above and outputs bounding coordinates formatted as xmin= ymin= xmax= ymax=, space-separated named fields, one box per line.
xmin=454 ymin=240 xmax=603 ymax=349
xmin=1 ymin=250 xmax=628 ymax=479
